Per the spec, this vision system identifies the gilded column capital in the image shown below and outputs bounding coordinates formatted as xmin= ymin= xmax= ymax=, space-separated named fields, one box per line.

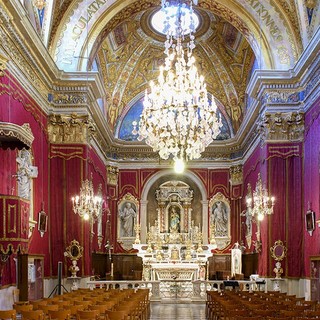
xmin=107 ymin=165 xmax=119 ymax=186
xmin=229 ymin=165 xmax=243 ymax=186
xmin=258 ymin=111 xmax=304 ymax=143
xmin=47 ymin=113 xmax=96 ymax=144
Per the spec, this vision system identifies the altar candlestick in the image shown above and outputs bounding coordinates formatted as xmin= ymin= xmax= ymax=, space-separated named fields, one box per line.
xmin=111 ymin=262 xmax=114 ymax=278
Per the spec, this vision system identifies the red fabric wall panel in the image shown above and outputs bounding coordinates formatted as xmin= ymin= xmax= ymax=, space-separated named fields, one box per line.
xmin=119 ymin=170 xmax=140 ymax=197
xmin=49 ymin=154 xmax=67 ymax=276
xmin=266 ymin=144 xmax=303 ymax=278
xmin=304 ymin=101 xmax=320 ymax=277
xmin=209 ymin=169 xmax=229 ymax=197
xmin=48 ymin=145 xmax=107 ymax=277
xmin=0 ymin=149 xmax=16 ymax=195
xmin=0 ymin=72 xmax=50 ymax=282
xmin=0 ymin=73 xmax=47 ymax=130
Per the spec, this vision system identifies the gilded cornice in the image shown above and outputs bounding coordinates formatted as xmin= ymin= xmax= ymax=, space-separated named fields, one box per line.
xmin=258 ymin=112 xmax=305 ymax=143
xmin=0 ymin=54 xmax=8 ymax=77
xmin=229 ymin=165 xmax=243 ymax=186
xmin=0 ymin=6 xmax=48 ymax=96
xmin=262 ymin=90 xmax=301 ymax=105
xmin=51 ymin=92 xmax=87 ymax=106
xmin=47 ymin=113 xmax=96 ymax=144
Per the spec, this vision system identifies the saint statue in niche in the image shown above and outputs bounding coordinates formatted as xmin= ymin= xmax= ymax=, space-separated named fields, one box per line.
xmin=169 ymin=206 xmax=180 ymax=233
xmin=211 ymin=201 xmax=228 ymax=237
xmin=118 ymin=202 xmax=137 ymax=237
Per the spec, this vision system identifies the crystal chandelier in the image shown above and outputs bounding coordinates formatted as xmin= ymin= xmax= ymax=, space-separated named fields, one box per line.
xmin=72 ymin=174 xmax=103 ymax=222
xmin=132 ymin=0 xmax=222 ymax=166
xmin=246 ymin=173 xmax=275 ymax=221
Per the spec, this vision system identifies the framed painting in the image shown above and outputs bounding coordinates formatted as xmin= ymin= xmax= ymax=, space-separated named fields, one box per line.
xmin=38 ymin=210 xmax=47 ymax=237
xmin=306 ymin=209 xmax=315 ymax=236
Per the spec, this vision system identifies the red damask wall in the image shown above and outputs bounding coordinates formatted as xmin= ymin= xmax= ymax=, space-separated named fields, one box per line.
xmin=0 ymin=72 xmax=50 ymax=285
xmin=0 ymin=71 xmax=109 ymax=285
xmin=304 ymin=101 xmax=320 ymax=277
xmin=49 ymin=145 xmax=108 ymax=277
xmin=242 ymin=139 xmax=304 ymax=278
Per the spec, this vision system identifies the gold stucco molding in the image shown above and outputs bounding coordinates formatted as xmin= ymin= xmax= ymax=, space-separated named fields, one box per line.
xmin=229 ymin=165 xmax=243 ymax=186
xmin=0 ymin=122 xmax=34 ymax=149
xmin=107 ymin=165 xmax=119 ymax=186
xmin=48 ymin=113 xmax=96 ymax=144
xmin=0 ymin=54 xmax=8 ymax=77
xmin=258 ymin=111 xmax=305 ymax=142
xmin=0 ymin=8 xmax=46 ymax=95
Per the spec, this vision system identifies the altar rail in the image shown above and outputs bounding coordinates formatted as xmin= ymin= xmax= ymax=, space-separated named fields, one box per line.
xmin=86 ymin=280 xmax=256 ymax=301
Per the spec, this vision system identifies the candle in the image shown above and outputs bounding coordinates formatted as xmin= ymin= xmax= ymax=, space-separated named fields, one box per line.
xmin=111 ymin=262 xmax=114 ymax=278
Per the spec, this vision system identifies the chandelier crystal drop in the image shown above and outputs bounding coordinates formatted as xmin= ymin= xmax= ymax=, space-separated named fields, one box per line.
xmin=132 ymin=0 xmax=222 ymax=163
xmin=72 ymin=174 xmax=103 ymax=222
xmin=246 ymin=173 xmax=275 ymax=221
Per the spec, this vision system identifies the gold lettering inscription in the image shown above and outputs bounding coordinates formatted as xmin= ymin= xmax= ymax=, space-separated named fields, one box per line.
xmin=63 ymin=0 xmax=107 ymax=62
xmin=245 ymin=0 xmax=283 ymax=42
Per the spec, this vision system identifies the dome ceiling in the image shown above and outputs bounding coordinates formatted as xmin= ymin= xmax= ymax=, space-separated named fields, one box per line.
xmin=47 ymin=0 xmax=307 ymax=158
xmin=93 ymin=6 xmax=255 ymax=140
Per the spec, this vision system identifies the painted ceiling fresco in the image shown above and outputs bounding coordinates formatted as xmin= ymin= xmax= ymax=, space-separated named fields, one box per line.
xmin=44 ymin=0 xmax=318 ymax=146
xmin=95 ymin=8 xmax=254 ymax=140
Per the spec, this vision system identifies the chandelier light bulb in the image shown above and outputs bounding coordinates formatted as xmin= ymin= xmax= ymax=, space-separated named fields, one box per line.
xmin=83 ymin=213 xmax=90 ymax=220
xmin=174 ymin=159 xmax=185 ymax=174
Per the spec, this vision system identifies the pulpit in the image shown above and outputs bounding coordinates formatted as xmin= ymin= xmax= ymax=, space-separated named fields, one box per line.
xmin=0 ymin=195 xmax=30 ymax=254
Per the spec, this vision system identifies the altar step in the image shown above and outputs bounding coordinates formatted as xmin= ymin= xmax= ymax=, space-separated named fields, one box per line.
xmin=149 ymin=302 xmax=206 ymax=319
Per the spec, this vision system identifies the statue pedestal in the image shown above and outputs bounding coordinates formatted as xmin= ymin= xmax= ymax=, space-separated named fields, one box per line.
xmin=67 ymin=277 xmax=81 ymax=291
xmin=270 ymin=278 xmax=285 ymax=292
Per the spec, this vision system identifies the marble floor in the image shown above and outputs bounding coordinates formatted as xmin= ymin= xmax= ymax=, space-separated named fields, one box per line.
xmin=149 ymin=302 xmax=206 ymax=319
